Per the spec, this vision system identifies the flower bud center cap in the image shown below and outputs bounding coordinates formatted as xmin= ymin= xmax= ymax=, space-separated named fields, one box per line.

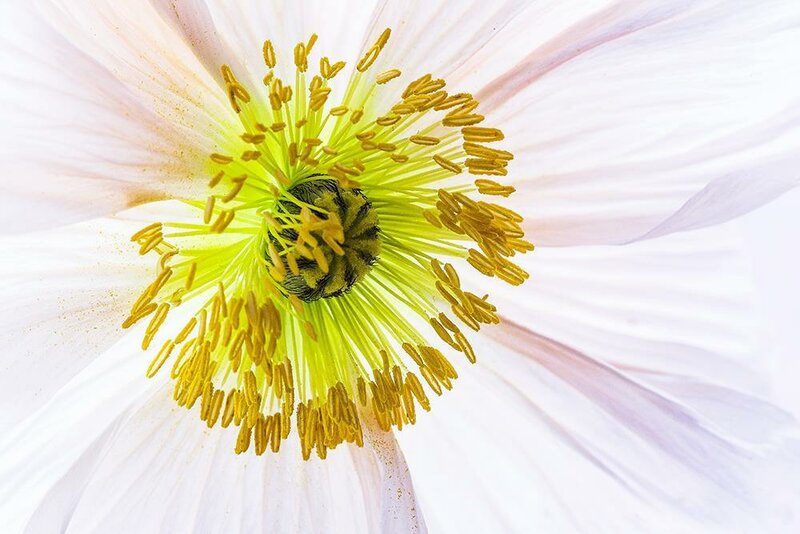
xmin=272 ymin=177 xmax=380 ymax=301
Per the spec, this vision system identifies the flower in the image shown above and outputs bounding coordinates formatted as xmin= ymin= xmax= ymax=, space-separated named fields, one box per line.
xmin=1 ymin=1 xmax=800 ymax=533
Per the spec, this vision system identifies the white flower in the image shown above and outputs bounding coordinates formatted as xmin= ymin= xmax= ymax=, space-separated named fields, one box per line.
xmin=1 ymin=1 xmax=800 ymax=533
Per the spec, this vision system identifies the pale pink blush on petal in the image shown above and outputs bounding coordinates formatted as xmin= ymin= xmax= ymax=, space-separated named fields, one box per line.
xmin=473 ymin=0 xmax=800 ymax=246
xmin=399 ymin=324 xmax=800 ymax=532
xmin=0 ymin=2 xmax=238 ymax=231
xmin=190 ymin=0 xmax=379 ymax=96
xmin=491 ymin=322 xmax=800 ymax=524
xmin=148 ymin=0 xmax=246 ymax=88
xmin=459 ymin=223 xmax=766 ymax=396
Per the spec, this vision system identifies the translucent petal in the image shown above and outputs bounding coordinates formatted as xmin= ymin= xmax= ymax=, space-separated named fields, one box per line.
xmin=0 ymin=339 xmax=426 ymax=533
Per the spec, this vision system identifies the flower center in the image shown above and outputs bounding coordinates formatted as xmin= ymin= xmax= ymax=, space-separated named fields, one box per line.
xmin=268 ymin=177 xmax=380 ymax=301
xmin=124 ymin=28 xmax=533 ymax=460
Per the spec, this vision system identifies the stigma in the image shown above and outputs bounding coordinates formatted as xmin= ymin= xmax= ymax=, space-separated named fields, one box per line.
xmin=124 ymin=28 xmax=533 ymax=459
xmin=268 ymin=177 xmax=380 ymax=301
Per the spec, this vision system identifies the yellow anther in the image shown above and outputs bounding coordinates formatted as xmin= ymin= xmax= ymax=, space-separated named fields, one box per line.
xmin=210 ymin=210 xmax=236 ymax=233
xmin=210 ymin=153 xmax=233 ymax=164
xmin=312 ymin=246 xmax=330 ymax=273
xmin=376 ymin=115 xmax=400 ymax=126
xmin=462 ymin=126 xmax=504 ymax=142
xmin=433 ymin=154 xmax=463 ymax=174
xmin=306 ymin=33 xmax=318 ymax=54
xmin=208 ymin=171 xmax=225 ymax=188
xmin=357 ymin=28 xmax=391 ymax=72
xmin=263 ymin=40 xmax=276 ymax=68
xmin=241 ymin=132 xmax=266 ymax=144
xmin=475 ymin=179 xmax=515 ymax=197
xmin=443 ymin=111 xmax=484 ymax=127
xmin=376 ymin=69 xmax=401 ymax=84
xmin=294 ymin=42 xmax=309 ymax=72
xmin=203 ymin=196 xmax=216 ymax=224
xmin=220 ymin=64 xmax=236 ymax=84
xmin=350 ymin=109 xmax=364 ymax=123
xmin=131 ymin=222 xmax=162 ymax=242
xmin=409 ymin=135 xmax=440 ymax=146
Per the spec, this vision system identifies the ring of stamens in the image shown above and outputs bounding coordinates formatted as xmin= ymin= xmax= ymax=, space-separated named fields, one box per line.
xmin=125 ymin=28 xmax=533 ymax=459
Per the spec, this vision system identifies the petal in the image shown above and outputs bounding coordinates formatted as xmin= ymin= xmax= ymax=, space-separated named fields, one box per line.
xmin=0 ymin=327 xmax=425 ymax=533
xmin=0 ymin=332 xmax=156 ymax=534
xmin=468 ymin=223 xmax=767 ymax=395
xmin=202 ymin=0 xmax=378 ymax=74
xmin=405 ymin=221 xmax=800 ymax=530
xmin=478 ymin=0 xmax=800 ymax=245
xmin=165 ymin=1 xmax=553 ymax=115
xmin=0 ymin=214 xmax=151 ymax=432
xmin=740 ymin=188 xmax=800 ymax=419
xmin=357 ymin=0 xmax=535 ymax=81
xmin=359 ymin=412 xmax=428 ymax=534
xmin=0 ymin=1 xmax=237 ymax=232
xmin=152 ymin=0 xmax=382 ymax=111
xmin=147 ymin=0 xmax=243 ymax=87
xmin=399 ymin=327 xmax=800 ymax=532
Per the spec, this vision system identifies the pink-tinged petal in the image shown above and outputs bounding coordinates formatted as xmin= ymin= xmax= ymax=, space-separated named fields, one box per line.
xmin=0 ymin=336 xmax=426 ymax=532
xmin=476 ymin=0 xmax=800 ymax=245
xmin=0 ymin=215 xmax=151 ymax=432
xmin=494 ymin=324 xmax=800 ymax=527
xmin=638 ymin=153 xmax=800 ymax=241
xmin=403 ymin=222 xmax=799 ymax=531
xmin=0 ymin=2 xmax=237 ymax=232
xmin=155 ymin=0 xmax=381 ymax=109
xmin=463 ymin=223 xmax=767 ymax=396
xmin=195 ymin=0 xmax=597 ymax=115
xmin=358 ymin=0 xmax=533 ymax=80
xmin=399 ymin=326 xmax=800 ymax=532
xmin=148 ymin=0 xmax=243 ymax=87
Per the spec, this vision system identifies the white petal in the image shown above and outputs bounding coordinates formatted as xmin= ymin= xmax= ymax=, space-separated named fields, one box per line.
xmin=0 ymin=332 xmax=157 ymax=534
xmin=399 ymin=327 xmax=800 ymax=533
xmin=0 ymin=215 xmax=151 ymax=431
xmin=477 ymin=0 xmax=800 ymax=245
xmin=360 ymin=411 xmax=428 ymax=534
xmin=0 ymin=2 xmax=237 ymax=232
xmin=204 ymin=0 xmax=378 ymax=74
xmin=740 ymin=188 xmax=800 ymax=419
xmin=407 ymin=221 xmax=800 ymax=530
xmin=178 ymin=1 xmax=559 ymax=114
xmin=147 ymin=0 xmax=243 ymax=87
xmin=468 ymin=223 xmax=767 ymax=395
xmin=0 ymin=332 xmax=426 ymax=533
xmin=357 ymin=0 xmax=535 ymax=81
